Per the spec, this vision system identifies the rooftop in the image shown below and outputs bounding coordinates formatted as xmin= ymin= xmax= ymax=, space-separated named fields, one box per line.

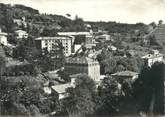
xmin=51 ymin=83 xmax=72 ymax=94
xmin=111 ymin=71 xmax=138 ymax=77
xmin=15 ymin=30 xmax=27 ymax=33
xmin=35 ymin=36 xmax=73 ymax=40
xmin=58 ymin=32 xmax=92 ymax=36
xmin=70 ymin=73 xmax=83 ymax=78
xmin=141 ymin=53 xmax=163 ymax=59
xmin=65 ymin=57 xmax=99 ymax=65
xmin=6 ymin=58 xmax=30 ymax=67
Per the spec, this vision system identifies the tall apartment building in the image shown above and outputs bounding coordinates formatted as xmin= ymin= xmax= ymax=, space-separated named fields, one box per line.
xmin=35 ymin=36 xmax=74 ymax=56
xmin=65 ymin=57 xmax=100 ymax=81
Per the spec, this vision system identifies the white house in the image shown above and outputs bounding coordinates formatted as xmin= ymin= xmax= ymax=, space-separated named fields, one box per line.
xmin=15 ymin=30 xmax=28 ymax=39
xmin=0 ymin=28 xmax=7 ymax=46
xmin=141 ymin=50 xmax=163 ymax=67
xmin=96 ymin=34 xmax=111 ymax=41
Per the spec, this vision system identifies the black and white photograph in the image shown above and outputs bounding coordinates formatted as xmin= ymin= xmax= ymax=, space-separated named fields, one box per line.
xmin=0 ymin=0 xmax=165 ymax=117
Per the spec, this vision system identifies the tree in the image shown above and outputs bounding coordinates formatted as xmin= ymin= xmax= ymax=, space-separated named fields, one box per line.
xmin=0 ymin=55 xmax=6 ymax=77
xmin=104 ymin=58 xmax=117 ymax=74
xmin=12 ymin=41 xmax=26 ymax=61
xmin=49 ymin=40 xmax=65 ymax=70
xmin=3 ymin=7 xmax=15 ymax=33
xmin=149 ymin=35 xmax=159 ymax=46
xmin=158 ymin=20 xmax=163 ymax=25
xmin=149 ymin=22 xmax=157 ymax=29
xmin=57 ymin=70 xmax=71 ymax=82
xmin=0 ymin=76 xmax=44 ymax=116
xmin=133 ymin=62 xmax=165 ymax=115
xmin=63 ymin=74 xmax=96 ymax=117
xmin=96 ymin=76 xmax=123 ymax=115
xmin=40 ymin=27 xmax=57 ymax=36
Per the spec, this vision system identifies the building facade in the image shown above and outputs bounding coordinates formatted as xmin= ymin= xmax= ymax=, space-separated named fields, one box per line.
xmin=141 ymin=50 xmax=163 ymax=67
xmin=65 ymin=57 xmax=100 ymax=81
xmin=14 ymin=30 xmax=28 ymax=39
xmin=58 ymin=32 xmax=95 ymax=52
xmin=35 ymin=36 xmax=74 ymax=56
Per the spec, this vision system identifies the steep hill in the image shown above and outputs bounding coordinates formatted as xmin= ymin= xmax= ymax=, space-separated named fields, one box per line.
xmin=0 ymin=3 xmax=148 ymax=36
xmin=150 ymin=24 xmax=165 ymax=46
xmin=87 ymin=21 xmax=148 ymax=34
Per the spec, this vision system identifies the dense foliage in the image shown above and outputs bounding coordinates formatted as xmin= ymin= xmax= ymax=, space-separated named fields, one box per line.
xmin=0 ymin=75 xmax=61 ymax=116
xmin=62 ymin=74 xmax=96 ymax=117
xmin=133 ymin=62 xmax=165 ymax=115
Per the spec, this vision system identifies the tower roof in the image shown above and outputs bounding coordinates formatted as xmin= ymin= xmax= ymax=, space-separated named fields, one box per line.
xmin=66 ymin=57 xmax=99 ymax=65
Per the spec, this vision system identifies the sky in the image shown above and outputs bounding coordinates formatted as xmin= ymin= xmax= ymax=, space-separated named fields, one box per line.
xmin=0 ymin=0 xmax=165 ymax=24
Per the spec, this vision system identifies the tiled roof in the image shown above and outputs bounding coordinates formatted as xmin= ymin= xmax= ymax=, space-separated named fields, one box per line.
xmin=65 ymin=57 xmax=99 ymax=65
xmin=35 ymin=36 xmax=73 ymax=40
xmin=15 ymin=30 xmax=27 ymax=33
xmin=111 ymin=71 xmax=138 ymax=77
xmin=58 ymin=32 xmax=92 ymax=36
xmin=51 ymin=83 xmax=72 ymax=94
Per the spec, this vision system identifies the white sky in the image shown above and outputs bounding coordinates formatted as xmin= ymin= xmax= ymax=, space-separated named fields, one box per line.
xmin=0 ymin=0 xmax=165 ymax=24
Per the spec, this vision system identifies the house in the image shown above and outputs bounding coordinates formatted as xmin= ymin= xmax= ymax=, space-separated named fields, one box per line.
xmin=51 ymin=84 xmax=71 ymax=99
xmin=96 ymin=34 xmax=111 ymax=41
xmin=14 ymin=30 xmax=28 ymax=39
xmin=0 ymin=28 xmax=7 ymax=46
xmin=35 ymin=36 xmax=74 ymax=56
xmin=65 ymin=57 xmax=100 ymax=81
xmin=141 ymin=50 xmax=163 ymax=67
xmin=13 ymin=19 xmax=22 ymax=26
xmin=43 ymin=76 xmax=76 ymax=100
xmin=111 ymin=70 xmax=139 ymax=83
xmin=13 ymin=17 xmax=27 ymax=28
xmin=51 ymin=78 xmax=76 ymax=100
xmin=108 ymin=45 xmax=117 ymax=51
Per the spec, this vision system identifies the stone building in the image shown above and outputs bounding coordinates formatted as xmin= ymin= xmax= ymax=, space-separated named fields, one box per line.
xmin=65 ymin=57 xmax=100 ymax=81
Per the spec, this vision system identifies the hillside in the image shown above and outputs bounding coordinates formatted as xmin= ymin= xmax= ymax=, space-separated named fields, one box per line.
xmin=0 ymin=3 xmax=82 ymax=34
xmin=87 ymin=21 xmax=148 ymax=34
xmin=0 ymin=3 xmax=148 ymax=36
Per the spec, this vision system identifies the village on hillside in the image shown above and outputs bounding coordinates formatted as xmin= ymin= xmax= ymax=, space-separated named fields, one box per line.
xmin=1 ymin=3 xmax=165 ymax=117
